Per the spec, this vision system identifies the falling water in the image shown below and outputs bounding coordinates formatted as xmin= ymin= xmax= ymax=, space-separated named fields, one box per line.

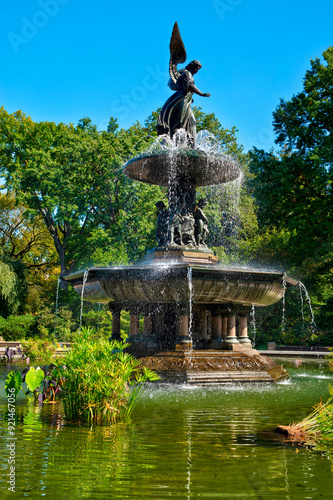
xmin=54 ymin=277 xmax=61 ymax=337
xmin=250 ymin=304 xmax=256 ymax=347
xmin=299 ymin=282 xmax=305 ymax=327
xmin=142 ymin=129 xmax=240 ymax=163
xmin=97 ymin=303 xmax=101 ymax=330
xmin=298 ymin=281 xmax=316 ymax=333
xmin=166 ymin=145 xmax=178 ymax=250
xmin=281 ymin=273 xmax=287 ymax=334
xmin=187 ymin=266 xmax=193 ymax=343
xmin=79 ymin=270 xmax=89 ymax=329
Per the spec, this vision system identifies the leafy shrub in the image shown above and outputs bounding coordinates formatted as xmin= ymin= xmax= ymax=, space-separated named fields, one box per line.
xmin=81 ymin=309 xmax=113 ymax=338
xmin=35 ymin=306 xmax=77 ymax=341
xmin=81 ymin=308 xmax=131 ymax=340
xmin=21 ymin=338 xmax=57 ymax=362
xmin=0 ymin=314 xmax=36 ymax=341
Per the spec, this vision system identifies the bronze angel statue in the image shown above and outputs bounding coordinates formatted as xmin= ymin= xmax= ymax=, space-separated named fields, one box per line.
xmin=157 ymin=22 xmax=211 ymax=148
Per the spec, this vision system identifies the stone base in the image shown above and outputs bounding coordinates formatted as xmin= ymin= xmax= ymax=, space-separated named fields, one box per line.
xmin=224 ymin=343 xmax=244 ymax=352
xmin=140 ymin=350 xmax=289 ymax=385
xmin=175 ymin=342 xmax=193 ymax=351
xmin=207 ymin=338 xmax=224 ymax=350
xmin=143 ymin=248 xmax=218 ymax=265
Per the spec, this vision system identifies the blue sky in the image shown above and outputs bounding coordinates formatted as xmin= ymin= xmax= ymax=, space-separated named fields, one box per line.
xmin=1 ymin=0 xmax=332 ymax=152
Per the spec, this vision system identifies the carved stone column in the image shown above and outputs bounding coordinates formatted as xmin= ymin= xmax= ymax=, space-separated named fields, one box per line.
xmin=153 ymin=305 xmax=166 ymax=348
xmin=208 ymin=306 xmax=223 ymax=349
xmin=109 ymin=304 xmax=122 ymax=341
xmin=235 ymin=306 xmax=253 ymax=350
xmin=141 ymin=305 xmax=159 ymax=349
xmin=225 ymin=314 xmax=240 ymax=345
xmin=222 ymin=316 xmax=228 ymax=340
xmin=143 ymin=314 xmax=153 ymax=336
xmin=238 ymin=316 xmax=252 ymax=348
xmin=129 ymin=312 xmax=140 ymax=337
xmin=177 ymin=304 xmax=192 ymax=348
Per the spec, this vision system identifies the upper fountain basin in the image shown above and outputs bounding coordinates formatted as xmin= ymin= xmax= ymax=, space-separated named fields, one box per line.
xmin=124 ymin=150 xmax=242 ymax=187
xmin=63 ymin=264 xmax=297 ymax=308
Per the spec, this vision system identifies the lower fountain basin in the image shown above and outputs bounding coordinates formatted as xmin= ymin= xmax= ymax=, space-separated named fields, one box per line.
xmin=63 ymin=263 xmax=297 ymax=308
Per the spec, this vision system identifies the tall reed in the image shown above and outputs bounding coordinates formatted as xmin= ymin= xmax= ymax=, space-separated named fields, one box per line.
xmin=58 ymin=326 xmax=159 ymax=424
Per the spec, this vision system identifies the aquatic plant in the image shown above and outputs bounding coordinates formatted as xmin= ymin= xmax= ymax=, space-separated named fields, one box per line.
xmin=58 ymin=326 xmax=160 ymax=424
xmin=277 ymin=385 xmax=333 ymax=445
xmin=5 ymin=371 xmax=22 ymax=398
xmin=5 ymin=364 xmax=63 ymax=402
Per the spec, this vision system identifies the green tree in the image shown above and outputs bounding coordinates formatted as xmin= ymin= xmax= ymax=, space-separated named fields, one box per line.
xmin=0 ymin=247 xmax=27 ymax=317
xmin=0 ymin=104 xmax=256 ymax=310
xmin=0 ymin=108 xmax=162 ymax=283
xmin=249 ymin=47 xmax=333 ymax=340
xmin=249 ymin=48 xmax=333 ymax=263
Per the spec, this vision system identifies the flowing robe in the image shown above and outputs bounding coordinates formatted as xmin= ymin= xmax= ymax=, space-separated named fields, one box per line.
xmin=157 ymin=70 xmax=196 ymax=146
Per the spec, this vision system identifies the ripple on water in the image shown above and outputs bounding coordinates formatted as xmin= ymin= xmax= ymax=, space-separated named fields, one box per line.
xmin=0 ymin=361 xmax=332 ymax=499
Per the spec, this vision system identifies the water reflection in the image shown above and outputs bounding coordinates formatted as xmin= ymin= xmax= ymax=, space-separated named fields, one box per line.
xmin=0 ymin=362 xmax=332 ymax=499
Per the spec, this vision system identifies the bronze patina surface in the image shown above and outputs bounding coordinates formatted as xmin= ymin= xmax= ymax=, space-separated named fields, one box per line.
xmin=63 ymin=22 xmax=298 ymax=384
xmin=124 ymin=150 xmax=241 ymax=187
xmin=63 ymin=264 xmax=297 ymax=307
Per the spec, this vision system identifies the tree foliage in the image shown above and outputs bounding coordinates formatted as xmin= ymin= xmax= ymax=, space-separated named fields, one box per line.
xmin=0 ymin=106 xmax=252 ymax=278
xmin=249 ymin=47 xmax=333 ymax=340
xmin=0 ymin=108 xmax=163 ymax=280
xmin=250 ymin=48 xmax=333 ymax=261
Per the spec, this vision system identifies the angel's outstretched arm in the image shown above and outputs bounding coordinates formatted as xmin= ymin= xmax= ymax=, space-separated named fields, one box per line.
xmin=189 ymin=83 xmax=211 ymax=98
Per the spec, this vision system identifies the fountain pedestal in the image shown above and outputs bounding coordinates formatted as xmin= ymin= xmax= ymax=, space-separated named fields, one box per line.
xmin=63 ymin=149 xmax=297 ymax=384
xmin=140 ymin=349 xmax=289 ymax=384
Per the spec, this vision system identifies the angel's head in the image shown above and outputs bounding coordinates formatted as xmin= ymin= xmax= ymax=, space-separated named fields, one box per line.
xmin=186 ymin=60 xmax=202 ymax=75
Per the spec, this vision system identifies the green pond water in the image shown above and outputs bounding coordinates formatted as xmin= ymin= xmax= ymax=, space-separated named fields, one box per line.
xmin=1 ymin=358 xmax=333 ymax=499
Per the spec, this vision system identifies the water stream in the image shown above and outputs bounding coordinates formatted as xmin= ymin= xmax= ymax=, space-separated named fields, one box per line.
xmin=250 ymin=304 xmax=256 ymax=347
xmin=187 ymin=266 xmax=193 ymax=342
xmin=299 ymin=281 xmax=305 ymax=326
xmin=79 ymin=269 xmax=89 ymax=329
xmin=281 ymin=272 xmax=287 ymax=334
xmin=298 ymin=281 xmax=317 ymax=333
xmin=54 ymin=277 xmax=61 ymax=337
xmin=97 ymin=303 xmax=101 ymax=331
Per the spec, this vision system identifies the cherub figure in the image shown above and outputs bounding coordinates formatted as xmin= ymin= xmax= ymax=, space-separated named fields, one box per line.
xmin=156 ymin=201 xmax=169 ymax=247
xmin=169 ymin=211 xmax=184 ymax=246
xmin=194 ymin=198 xmax=209 ymax=247
xmin=157 ymin=23 xmax=211 ymax=148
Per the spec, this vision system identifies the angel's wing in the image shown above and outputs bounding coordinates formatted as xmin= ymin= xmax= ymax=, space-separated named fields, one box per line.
xmin=169 ymin=22 xmax=187 ymax=84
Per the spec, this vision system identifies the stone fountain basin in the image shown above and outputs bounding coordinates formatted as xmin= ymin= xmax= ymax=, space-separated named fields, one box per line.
xmin=63 ymin=264 xmax=297 ymax=307
xmin=123 ymin=150 xmax=242 ymax=187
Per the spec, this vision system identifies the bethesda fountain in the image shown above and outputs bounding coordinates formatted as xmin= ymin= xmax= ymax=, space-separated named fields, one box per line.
xmin=64 ymin=23 xmax=297 ymax=384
